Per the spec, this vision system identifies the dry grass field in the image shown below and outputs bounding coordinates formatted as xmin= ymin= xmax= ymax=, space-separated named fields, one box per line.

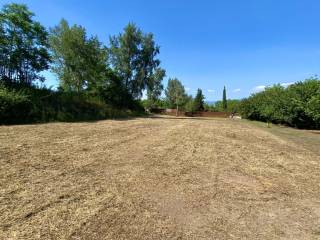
xmin=1 ymin=116 xmax=320 ymax=239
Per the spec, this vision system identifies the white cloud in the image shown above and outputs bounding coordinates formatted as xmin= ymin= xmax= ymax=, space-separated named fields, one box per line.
xmin=252 ymin=85 xmax=266 ymax=92
xmin=207 ymin=89 xmax=215 ymax=93
xmin=233 ymin=88 xmax=241 ymax=93
xmin=280 ymin=82 xmax=294 ymax=88
xmin=185 ymin=87 xmax=191 ymax=92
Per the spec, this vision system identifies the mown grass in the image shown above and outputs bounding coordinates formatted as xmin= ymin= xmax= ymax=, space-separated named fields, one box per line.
xmin=1 ymin=117 xmax=319 ymax=239
xmin=242 ymin=119 xmax=320 ymax=155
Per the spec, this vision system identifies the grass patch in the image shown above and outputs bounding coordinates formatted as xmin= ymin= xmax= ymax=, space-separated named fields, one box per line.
xmin=242 ymin=119 xmax=320 ymax=155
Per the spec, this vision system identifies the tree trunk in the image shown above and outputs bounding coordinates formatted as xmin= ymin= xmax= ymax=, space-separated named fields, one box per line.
xmin=176 ymin=104 xmax=179 ymax=117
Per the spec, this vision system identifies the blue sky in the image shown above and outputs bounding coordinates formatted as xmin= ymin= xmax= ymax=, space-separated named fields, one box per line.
xmin=2 ymin=0 xmax=320 ymax=101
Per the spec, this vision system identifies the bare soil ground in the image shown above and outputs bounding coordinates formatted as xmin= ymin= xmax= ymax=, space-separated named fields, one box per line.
xmin=1 ymin=115 xmax=320 ymax=239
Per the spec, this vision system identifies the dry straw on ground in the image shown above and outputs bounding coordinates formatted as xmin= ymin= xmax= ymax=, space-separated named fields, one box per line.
xmin=0 ymin=115 xmax=319 ymax=239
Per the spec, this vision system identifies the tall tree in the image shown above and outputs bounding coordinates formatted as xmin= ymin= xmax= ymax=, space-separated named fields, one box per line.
xmin=165 ymin=78 xmax=186 ymax=116
xmin=109 ymin=23 xmax=165 ymax=99
xmin=193 ymin=88 xmax=205 ymax=111
xmin=0 ymin=3 xmax=50 ymax=85
xmin=146 ymin=68 xmax=166 ymax=108
xmin=49 ymin=19 xmax=107 ymax=92
xmin=222 ymin=86 xmax=227 ymax=111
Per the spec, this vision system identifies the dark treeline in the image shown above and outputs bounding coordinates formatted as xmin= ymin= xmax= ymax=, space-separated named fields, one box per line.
xmin=0 ymin=3 xmax=164 ymax=123
xmin=239 ymin=78 xmax=320 ymax=129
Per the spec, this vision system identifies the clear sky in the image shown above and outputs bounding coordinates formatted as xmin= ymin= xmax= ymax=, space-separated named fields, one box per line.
xmin=2 ymin=0 xmax=320 ymax=101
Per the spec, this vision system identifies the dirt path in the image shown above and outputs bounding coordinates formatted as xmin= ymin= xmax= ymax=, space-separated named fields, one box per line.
xmin=1 ymin=116 xmax=320 ymax=239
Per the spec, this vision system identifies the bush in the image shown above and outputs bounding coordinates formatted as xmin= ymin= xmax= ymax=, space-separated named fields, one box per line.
xmin=140 ymin=98 xmax=170 ymax=110
xmin=0 ymin=86 xmax=32 ymax=124
xmin=239 ymin=78 xmax=320 ymax=129
xmin=0 ymin=83 xmax=145 ymax=125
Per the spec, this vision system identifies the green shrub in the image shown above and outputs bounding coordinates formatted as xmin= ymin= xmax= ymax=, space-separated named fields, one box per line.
xmin=0 ymin=83 xmax=145 ymax=124
xmin=0 ymin=86 xmax=32 ymax=124
xmin=239 ymin=78 xmax=320 ymax=129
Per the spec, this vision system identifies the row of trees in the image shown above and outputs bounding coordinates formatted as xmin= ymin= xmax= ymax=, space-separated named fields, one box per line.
xmin=164 ymin=78 xmax=205 ymax=114
xmin=0 ymin=3 xmax=165 ymax=109
xmin=147 ymin=76 xmax=320 ymax=130
xmin=0 ymin=3 xmax=230 ymax=123
xmin=143 ymin=78 xmax=201 ymax=114
xmin=142 ymin=74 xmax=239 ymax=114
xmin=49 ymin=19 xmax=166 ymax=102
xmin=239 ymin=78 xmax=320 ymax=129
xmin=0 ymin=3 xmax=170 ymax=123
xmin=0 ymin=3 xmax=242 ymax=113
xmin=2 ymin=3 xmax=319 ymax=129
xmin=144 ymin=78 xmax=233 ymax=114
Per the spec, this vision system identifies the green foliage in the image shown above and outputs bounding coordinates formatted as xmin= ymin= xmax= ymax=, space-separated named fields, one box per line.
xmin=193 ymin=88 xmax=205 ymax=111
xmin=0 ymin=4 xmax=159 ymax=124
xmin=109 ymin=23 xmax=165 ymax=99
xmin=0 ymin=3 xmax=50 ymax=84
xmin=306 ymin=94 xmax=320 ymax=124
xmin=165 ymin=78 xmax=187 ymax=111
xmin=206 ymin=99 xmax=241 ymax=112
xmin=49 ymin=20 xmax=147 ymax=110
xmin=227 ymin=99 xmax=241 ymax=113
xmin=146 ymin=68 xmax=166 ymax=108
xmin=92 ymin=69 xmax=134 ymax=109
xmin=240 ymin=85 xmax=290 ymax=124
xmin=143 ymin=98 xmax=171 ymax=110
xmin=240 ymin=78 xmax=320 ymax=129
xmin=0 ymin=85 xmax=31 ymax=123
xmin=222 ymin=86 xmax=227 ymax=111
xmin=204 ymin=102 xmax=214 ymax=111
xmin=0 ymin=83 xmax=142 ymax=124
xmin=183 ymin=95 xmax=196 ymax=112
xmin=49 ymin=19 xmax=108 ymax=92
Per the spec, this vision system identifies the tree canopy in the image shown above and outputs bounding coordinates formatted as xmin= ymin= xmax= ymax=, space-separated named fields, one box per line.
xmin=193 ymin=88 xmax=205 ymax=111
xmin=240 ymin=78 xmax=320 ymax=129
xmin=109 ymin=23 xmax=165 ymax=99
xmin=0 ymin=3 xmax=50 ymax=85
xmin=165 ymin=78 xmax=187 ymax=114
